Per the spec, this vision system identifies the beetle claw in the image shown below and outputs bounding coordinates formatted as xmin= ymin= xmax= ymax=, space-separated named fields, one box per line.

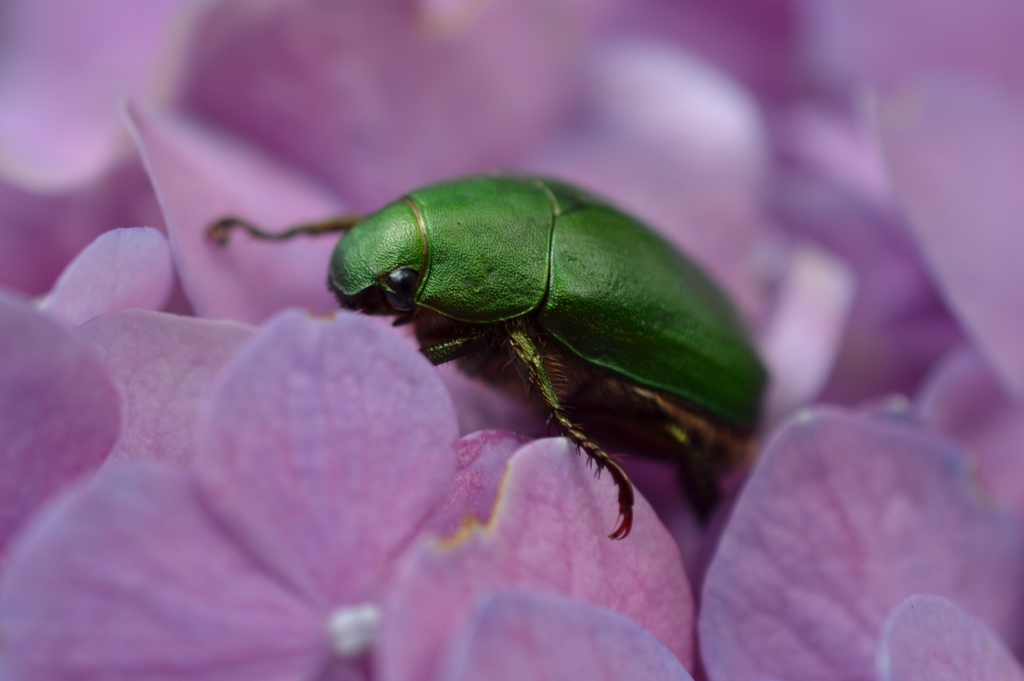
xmin=608 ymin=508 xmax=633 ymax=540
xmin=601 ymin=460 xmax=635 ymax=540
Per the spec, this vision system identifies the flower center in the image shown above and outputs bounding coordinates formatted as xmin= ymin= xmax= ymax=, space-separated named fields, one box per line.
xmin=326 ymin=603 xmax=381 ymax=658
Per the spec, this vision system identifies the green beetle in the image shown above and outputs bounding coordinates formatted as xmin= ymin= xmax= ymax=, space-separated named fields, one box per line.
xmin=210 ymin=175 xmax=768 ymax=539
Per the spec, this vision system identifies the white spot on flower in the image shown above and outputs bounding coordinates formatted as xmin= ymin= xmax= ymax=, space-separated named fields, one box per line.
xmin=327 ymin=603 xmax=381 ymax=658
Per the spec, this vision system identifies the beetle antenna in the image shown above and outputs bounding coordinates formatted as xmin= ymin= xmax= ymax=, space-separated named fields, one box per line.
xmin=207 ymin=214 xmax=362 ymax=245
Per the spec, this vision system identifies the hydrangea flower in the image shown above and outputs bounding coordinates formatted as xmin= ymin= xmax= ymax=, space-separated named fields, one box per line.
xmin=0 ymin=310 xmax=693 ymax=680
xmin=2 ymin=0 xmax=1024 ymax=679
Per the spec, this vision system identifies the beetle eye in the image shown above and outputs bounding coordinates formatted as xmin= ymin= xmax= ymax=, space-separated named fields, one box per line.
xmin=385 ymin=267 xmax=420 ymax=311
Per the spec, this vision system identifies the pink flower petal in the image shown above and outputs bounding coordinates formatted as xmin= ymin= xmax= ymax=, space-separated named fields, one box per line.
xmin=917 ymin=346 xmax=1024 ymax=518
xmin=618 ymin=458 xmax=705 ymax=586
xmin=876 ymin=80 xmax=1024 ymax=396
xmin=0 ymin=158 xmax=164 ymax=296
xmin=0 ymin=0 xmax=190 ymax=188
xmin=699 ymin=407 xmax=1024 ymax=681
xmin=177 ymin=0 xmax=579 ymax=209
xmin=380 ymin=438 xmax=695 ymax=681
xmin=801 ymin=0 xmax=1024 ymax=94
xmin=0 ymin=465 xmax=325 ymax=681
xmin=589 ymin=42 xmax=769 ymax=190
xmin=772 ymin=107 xmax=965 ymax=405
xmin=195 ymin=310 xmax=460 ymax=608
xmin=0 ymin=291 xmax=119 ymax=555
xmin=602 ymin=0 xmax=799 ymax=103
xmin=775 ymin=105 xmax=892 ymax=208
xmin=125 ymin=103 xmax=346 ymax=323
xmin=73 ymin=310 xmax=253 ymax=468
xmin=440 ymin=592 xmax=693 ymax=681
xmin=759 ymin=245 xmax=856 ymax=421
xmin=430 ymin=430 xmax=532 ymax=535
xmin=878 ymin=594 xmax=1024 ymax=681
xmin=39 ymin=227 xmax=174 ymax=327
xmin=437 ymin=364 xmax=545 ymax=437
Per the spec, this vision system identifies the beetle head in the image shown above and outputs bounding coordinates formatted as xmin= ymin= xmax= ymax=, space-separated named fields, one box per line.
xmin=328 ymin=199 xmax=427 ymax=316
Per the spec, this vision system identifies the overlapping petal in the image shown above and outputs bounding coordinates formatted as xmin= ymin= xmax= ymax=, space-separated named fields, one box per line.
xmin=175 ymin=0 xmax=587 ymax=209
xmin=917 ymin=346 xmax=1024 ymax=519
xmin=602 ymin=0 xmax=799 ymax=103
xmin=876 ymin=81 xmax=1024 ymax=396
xmin=38 ymin=227 xmax=174 ymax=327
xmin=380 ymin=438 xmax=695 ymax=681
xmin=125 ymin=104 xmax=345 ymax=323
xmin=878 ymin=594 xmax=1024 ymax=681
xmin=74 ymin=310 xmax=253 ymax=468
xmin=800 ymin=0 xmax=1024 ymax=94
xmin=758 ymin=245 xmax=855 ymax=421
xmin=430 ymin=430 xmax=532 ymax=535
xmin=700 ymin=407 xmax=1024 ymax=681
xmin=0 ymin=291 xmax=119 ymax=555
xmin=770 ymin=107 xmax=964 ymax=404
xmin=0 ymin=0 xmax=191 ymax=188
xmin=195 ymin=309 xmax=460 ymax=607
xmin=435 ymin=364 xmax=545 ymax=437
xmin=439 ymin=592 xmax=693 ymax=681
xmin=0 ymin=158 xmax=163 ymax=296
xmin=0 ymin=309 xmax=464 ymax=680
xmin=0 ymin=466 xmax=326 ymax=681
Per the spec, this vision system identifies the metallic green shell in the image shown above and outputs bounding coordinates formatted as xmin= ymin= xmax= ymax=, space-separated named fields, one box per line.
xmin=329 ymin=200 xmax=425 ymax=297
xmin=331 ymin=174 xmax=767 ymax=428
xmin=536 ymin=180 xmax=766 ymax=428
xmin=409 ymin=177 xmax=551 ymax=323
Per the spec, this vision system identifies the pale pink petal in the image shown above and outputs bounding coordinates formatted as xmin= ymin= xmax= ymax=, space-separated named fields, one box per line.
xmin=437 ymin=364 xmax=546 ymax=437
xmin=0 ymin=291 xmax=119 ymax=555
xmin=0 ymin=158 xmax=163 ymax=296
xmin=699 ymin=407 xmax=1024 ymax=681
xmin=878 ymin=594 xmax=1024 ymax=681
xmin=177 ymin=0 xmax=579 ymax=209
xmin=74 ymin=309 xmax=253 ymax=468
xmin=440 ymin=592 xmax=693 ymax=681
xmin=603 ymin=0 xmax=799 ymax=103
xmin=430 ymin=430 xmax=532 ymax=535
xmin=0 ymin=0 xmax=190 ymax=188
xmin=125 ymin=103 xmax=345 ymax=323
xmin=589 ymin=42 xmax=769 ymax=190
xmin=39 ymin=227 xmax=174 ymax=327
xmin=618 ymin=458 xmax=705 ymax=586
xmin=771 ymin=106 xmax=964 ymax=405
xmin=801 ymin=0 xmax=1024 ymax=94
xmin=877 ymin=80 xmax=1024 ymax=396
xmin=775 ymin=105 xmax=892 ymax=208
xmin=759 ymin=245 xmax=856 ymax=422
xmin=917 ymin=346 xmax=1024 ymax=518
xmin=0 ymin=465 xmax=325 ymax=681
xmin=917 ymin=347 xmax=1010 ymax=440
xmin=380 ymin=438 xmax=695 ymax=681
xmin=195 ymin=310 xmax=460 ymax=609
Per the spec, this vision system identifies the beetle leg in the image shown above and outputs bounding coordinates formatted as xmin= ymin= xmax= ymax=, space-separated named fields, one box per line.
xmin=663 ymin=423 xmax=720 ymax=521
xmin=420 ymin=333 xmax=490 ymax=365
xmin=507 ymin=328 xmax=635 ymax=540
xmin=207 ymin=214 xmax=363 ymax=245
